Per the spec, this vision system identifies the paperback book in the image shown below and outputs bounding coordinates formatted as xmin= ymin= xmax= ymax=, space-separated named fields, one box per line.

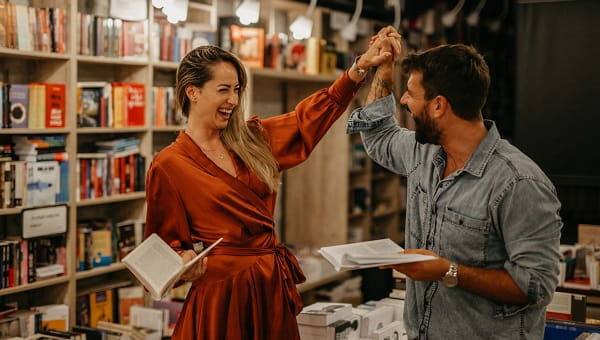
xmin=122 ymin=233 xmax=222 ymax=300
xmin=318 ymin=238 xmax=435 ymax=272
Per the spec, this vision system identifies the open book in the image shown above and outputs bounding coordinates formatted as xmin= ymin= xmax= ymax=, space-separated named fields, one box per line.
xmin=319 ymin=238 xmax=435 ymax=272
xmin=122 ymin=233 xmax=223 ymax=299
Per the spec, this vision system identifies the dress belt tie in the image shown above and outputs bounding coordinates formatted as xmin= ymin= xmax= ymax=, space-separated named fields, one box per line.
xmin=210 ymin=244 xmax=307 ymax=315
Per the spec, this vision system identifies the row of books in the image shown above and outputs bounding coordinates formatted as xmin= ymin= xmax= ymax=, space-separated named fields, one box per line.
xmin=0 ymin=159 xmax=68 ymax=209
xmin=1 ymin=302 xmax=168 ymax=339
xmin=152 ymin=17 xmax=214 ymax=62
xmin=76 ymin=282 xmax=181 ymax=337
xmin=76 ymin=218 xmax=145 ymax=272
xmin=0 ymin=235 xmax=66 ymax=289
xmin=76 ymin=150 xmax=145 ymax=201
xmin=151 ymin=86 xmax=185 ymax=127
xmin=77 ymin=13 xmax=147 ymax=59
xmin=0 ymin=82 xmax=66 ymax=129
xmin=0 ymin=2 xmax=66 ymax=53
xmin=77 ymin=81 xmax=145 ymax=128
xmin=0 ymin=303 xmax=68 ymax=338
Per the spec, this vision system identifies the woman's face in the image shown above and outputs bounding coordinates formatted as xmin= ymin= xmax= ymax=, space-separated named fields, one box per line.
xmin=191 ymin=61 xmax=240 ymax=130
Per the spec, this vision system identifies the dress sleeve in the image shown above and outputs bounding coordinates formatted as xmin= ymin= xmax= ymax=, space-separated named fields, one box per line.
xmin=259 ymin=71 xmax=363 ymax=171
xmin=144 ymin=161 xmax=193 ymax=253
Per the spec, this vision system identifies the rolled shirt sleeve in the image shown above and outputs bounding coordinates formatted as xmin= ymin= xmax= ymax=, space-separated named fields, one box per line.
xmin=347 ymin=94 xmax=422 ymax=177
xmin=494 ymin=178 xmax=563 ymax=307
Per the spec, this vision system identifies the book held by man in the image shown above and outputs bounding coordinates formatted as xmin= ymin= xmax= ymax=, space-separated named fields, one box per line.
xmin=318 ymin=238 xmax=435 ymax=272
xmin=122 ymin=233 xmax=222 ymax=300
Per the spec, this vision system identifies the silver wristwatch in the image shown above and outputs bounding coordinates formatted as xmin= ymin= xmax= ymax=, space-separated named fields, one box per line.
xmin=442 ymin=262 xmax=458 ymax=288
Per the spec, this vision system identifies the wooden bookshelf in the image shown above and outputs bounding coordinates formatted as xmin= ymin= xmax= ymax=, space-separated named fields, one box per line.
xmin=0 ymin=0 xmax=403 ymax=330
xmin=0 ymin=277 xmax=70 ymax=297
xmin=75 ymin=192 xmax=147 ymax=206
xmin=75 ymin=263 xmax=127 ymax=280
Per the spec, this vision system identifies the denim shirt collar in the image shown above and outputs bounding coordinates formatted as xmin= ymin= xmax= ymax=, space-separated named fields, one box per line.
xmin=459 ymin=119 xmax=500 ymax=177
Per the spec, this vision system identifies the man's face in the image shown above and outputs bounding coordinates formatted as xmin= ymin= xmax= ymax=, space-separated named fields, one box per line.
xmin=400 ymin=71 xmax=442 ymax=145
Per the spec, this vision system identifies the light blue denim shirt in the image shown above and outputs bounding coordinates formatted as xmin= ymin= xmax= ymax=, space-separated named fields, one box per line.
xmin=347 ymin=95 xmax=562 ymax=340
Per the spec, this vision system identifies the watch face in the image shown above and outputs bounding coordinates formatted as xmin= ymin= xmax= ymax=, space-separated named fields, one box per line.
xmin=443 ymin=276 xmax=458 ymax=287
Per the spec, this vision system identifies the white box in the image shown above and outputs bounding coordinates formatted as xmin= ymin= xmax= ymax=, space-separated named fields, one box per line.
xmin=297 ymin=302 xmax=352 ymax=327
xmin=359 ymin=306 xmax=394 ymax=338
xmin=375 ymin=298 xmax=404 ymax=322
xmin=370 ymin=320 xmax=404 ymax=340
xmin=299 ymin=318 xmax=360 ymax=340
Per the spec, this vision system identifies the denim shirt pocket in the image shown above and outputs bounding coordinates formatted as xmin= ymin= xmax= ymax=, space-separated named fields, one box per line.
xmin=440 ymin=207 xmax=490 ymax=266
xmin=407 ymin=182 xmax=429 ymax=248
xmin=493 ymin=303 xmax=530 ymax=319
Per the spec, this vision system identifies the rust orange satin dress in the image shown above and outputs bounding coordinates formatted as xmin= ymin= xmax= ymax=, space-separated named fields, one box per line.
xmin=145 ymin=72 xmax=362 ymax=339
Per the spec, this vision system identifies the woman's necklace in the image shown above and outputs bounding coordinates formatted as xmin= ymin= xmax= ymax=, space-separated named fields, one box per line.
xmin=202 ymin=148 xmax=225 ymax=160
xmin=185 ymin=130 xmax=226 ymax=160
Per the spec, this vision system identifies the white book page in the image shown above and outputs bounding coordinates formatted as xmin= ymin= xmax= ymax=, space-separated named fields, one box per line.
xmin=319 ymin=238 xmax=435 ymax=271
xmin=122 ymin=234 xmax=182 ymax=298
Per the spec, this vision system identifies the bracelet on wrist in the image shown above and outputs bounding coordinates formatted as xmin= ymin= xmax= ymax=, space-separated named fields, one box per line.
xmin=352 ymin=55 xmax=368 ymax=77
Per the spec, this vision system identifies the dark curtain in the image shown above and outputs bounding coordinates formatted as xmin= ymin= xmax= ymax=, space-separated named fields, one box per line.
xmin=515 ymin=0 xmax=600 ymax=185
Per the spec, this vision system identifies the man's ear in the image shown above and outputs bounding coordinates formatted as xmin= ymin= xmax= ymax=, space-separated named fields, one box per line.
xmin=432 ymin=95 xmax=449 ymax=118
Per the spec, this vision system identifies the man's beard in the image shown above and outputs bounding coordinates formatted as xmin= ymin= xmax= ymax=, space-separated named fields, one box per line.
xmin=414 ymin=107 xmax=441 ymax=145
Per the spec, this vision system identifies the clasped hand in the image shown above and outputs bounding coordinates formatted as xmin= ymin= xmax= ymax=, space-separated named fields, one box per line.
xmin=357 ymin=26 xmax=402 ymax=70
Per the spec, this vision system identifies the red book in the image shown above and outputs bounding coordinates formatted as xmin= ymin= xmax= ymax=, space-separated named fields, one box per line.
xmin=45 ymin=83 xmax=66 ymax=128
xmin=129 ymin=154 xmax=135 ymax=192
xmin=80 ymin=159 xmax=88 ymax=200
xmin=125 ymin=83 xmax=145 ymax=126
xmin=119 ymin=156 xmax=126 ymax=194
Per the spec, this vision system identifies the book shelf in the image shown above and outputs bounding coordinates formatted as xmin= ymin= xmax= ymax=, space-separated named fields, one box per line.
xmin=0 ymin=0 xmax=216 ymax=326
xmin=0 ymin=0 xmax=406 ymax=329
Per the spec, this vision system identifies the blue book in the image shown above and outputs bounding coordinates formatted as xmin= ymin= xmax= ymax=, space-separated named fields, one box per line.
xmin=9 ymin=84 xmax=29 ymax=128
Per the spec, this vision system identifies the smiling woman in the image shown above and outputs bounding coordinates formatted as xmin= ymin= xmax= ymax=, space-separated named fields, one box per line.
xmin=144 ymin=39 xmax=399 ymax=340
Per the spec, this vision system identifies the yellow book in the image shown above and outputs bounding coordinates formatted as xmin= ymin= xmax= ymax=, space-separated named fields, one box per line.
xmin=89 ymin=289 xmax=113 ymax=328
xmin=113 ymin=85 xmax=124 ymax=127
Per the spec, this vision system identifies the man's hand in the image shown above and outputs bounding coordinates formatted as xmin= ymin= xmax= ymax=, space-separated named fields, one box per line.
xmin=383 ymin=249 xmax=451 ymax=282
xmin=179 ymin=249 xmax=208 ymax=282
xmin=358 ymin=35 xmax=400 ymax=70
xmin=369 ymin=26 xmax=402 ymax=62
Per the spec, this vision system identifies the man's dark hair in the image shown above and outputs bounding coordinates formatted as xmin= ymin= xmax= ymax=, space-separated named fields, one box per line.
xmin=401 ymin=44 xmax=490 ymax=121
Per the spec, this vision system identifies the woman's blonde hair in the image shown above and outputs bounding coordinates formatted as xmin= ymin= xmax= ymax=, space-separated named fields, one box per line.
xmin=175 ymin=46 xmax=280 ymax=192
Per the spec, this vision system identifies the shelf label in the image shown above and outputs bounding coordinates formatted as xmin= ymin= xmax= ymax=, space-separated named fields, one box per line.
xmin=22 ymin=205 xmax=67 ymax=239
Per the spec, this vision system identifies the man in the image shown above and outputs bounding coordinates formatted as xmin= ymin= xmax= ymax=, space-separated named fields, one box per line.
xmin=348 ymin=35 xmax=563 ymax=339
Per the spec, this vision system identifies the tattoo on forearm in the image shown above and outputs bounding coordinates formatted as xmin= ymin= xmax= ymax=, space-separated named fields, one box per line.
xmin=366 ymin=75 xmax=394 ymax=105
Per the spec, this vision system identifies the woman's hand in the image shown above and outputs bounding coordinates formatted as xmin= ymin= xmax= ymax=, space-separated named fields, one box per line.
xmin=369 ymin=26 xmax=402 ymax=60
xmin=179 ymin=249 xmax=208 ymax=282
xmin=349 ymin=26 xmax=402 ymax=82
xmin=361 ymin=26 xmax=402 ymax=68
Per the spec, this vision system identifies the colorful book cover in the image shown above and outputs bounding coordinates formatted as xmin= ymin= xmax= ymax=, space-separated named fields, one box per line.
xmin=45 ymin=83 xmax=66 ymax=128
xmin=117 ymin=286 xmax=143 ymax=325
xmin=91 ymin=229 xmax=112 ymax=268
xmin=122 ymin=20 xmax=148 ymax=59
xmin=231 ymin=25 xmax=264 ymax=69
xmin=26 ymin=160 xmax=59 ymax=206
xmin=9 ymin=84 xmax=29 ymax=128
xmin=76 ymin=294 xmax=90 ymax=327
xmin=89 ymin=289 xmax=113 ymax=328
xmin=124 ymin=83 xmax=144 ymax=126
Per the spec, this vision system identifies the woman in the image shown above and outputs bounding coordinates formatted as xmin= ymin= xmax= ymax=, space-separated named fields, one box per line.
xmin=145 ymin=34 xmax=399 ymax=339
